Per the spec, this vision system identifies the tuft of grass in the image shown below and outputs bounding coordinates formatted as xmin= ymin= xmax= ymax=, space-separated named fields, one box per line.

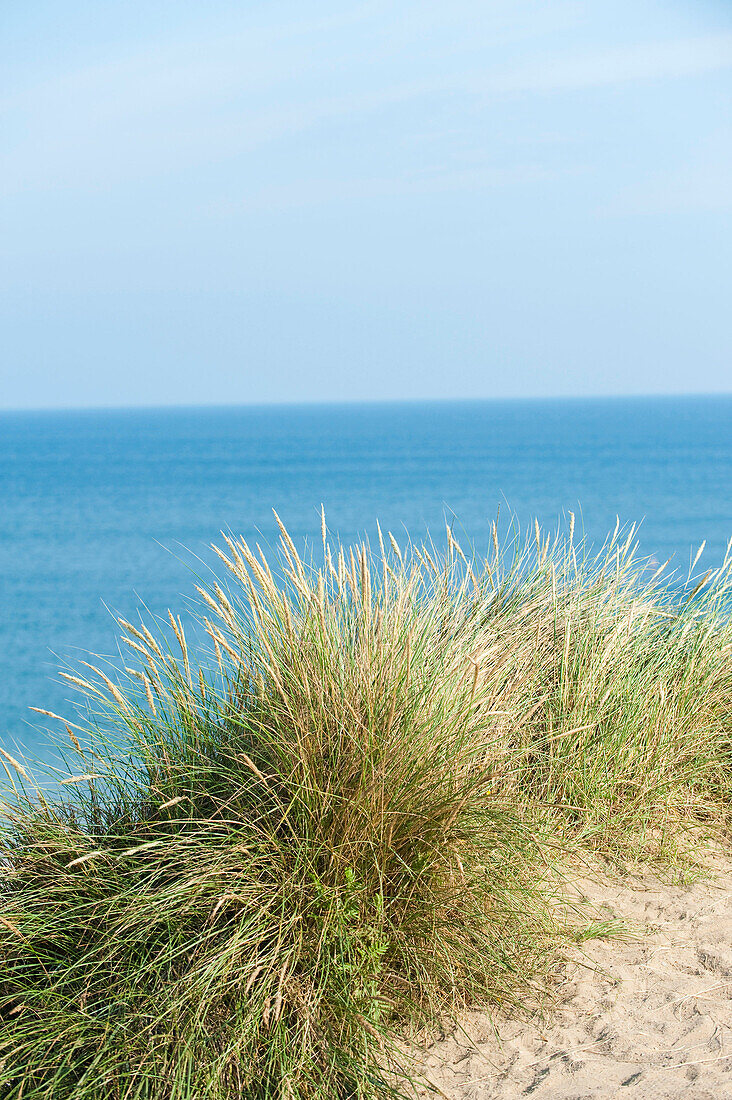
xmin=1 ymin=513 xmax=731 ymax=1099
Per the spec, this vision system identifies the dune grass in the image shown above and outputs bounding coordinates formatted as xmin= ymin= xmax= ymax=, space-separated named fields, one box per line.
xmin=1 ymin=513 xmax=731 ymax=1099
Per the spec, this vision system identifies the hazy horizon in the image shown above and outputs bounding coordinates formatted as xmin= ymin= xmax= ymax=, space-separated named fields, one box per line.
xmin=3 ymin=390 xmax=732 ymax=415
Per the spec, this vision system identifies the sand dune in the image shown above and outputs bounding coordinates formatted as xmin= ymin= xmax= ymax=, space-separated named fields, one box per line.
xmin=411 ymin=853 xmax=732 ymax=1099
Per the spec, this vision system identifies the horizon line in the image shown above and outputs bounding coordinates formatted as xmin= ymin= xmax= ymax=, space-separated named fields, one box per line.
xmin=2 ymin=389 xmax=732 ymax=416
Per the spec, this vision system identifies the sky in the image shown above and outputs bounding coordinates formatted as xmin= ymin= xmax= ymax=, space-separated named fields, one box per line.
xmin=2 ymin=0 xmax=731 ymax=409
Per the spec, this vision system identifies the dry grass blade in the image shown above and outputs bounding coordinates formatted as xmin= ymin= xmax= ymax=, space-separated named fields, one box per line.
xmin=66 ymin=851 xmax=106 ymax=869
xmin=0 ymin=747 xmax=30 ymax=782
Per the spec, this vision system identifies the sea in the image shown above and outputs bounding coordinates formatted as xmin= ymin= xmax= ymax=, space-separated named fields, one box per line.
xmin=1 ymin=395 xmax=731 ymax=762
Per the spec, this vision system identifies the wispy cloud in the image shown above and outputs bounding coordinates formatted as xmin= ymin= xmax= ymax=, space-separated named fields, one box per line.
xmin=600 ymin=149 xmax=732 ymax=217
xmin=491 ymin=33 xmax=732 ymax=94
xmin=206 ymin=160 xmax=579 ymax=216
xmin=2 ymin=10 xmax=732 ymax=209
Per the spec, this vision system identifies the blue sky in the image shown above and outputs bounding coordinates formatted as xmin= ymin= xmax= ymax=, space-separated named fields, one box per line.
xmin=2 ymin=0 xmax=731 ymax=408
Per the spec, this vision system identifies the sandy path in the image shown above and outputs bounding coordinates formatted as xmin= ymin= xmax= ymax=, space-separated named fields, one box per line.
xmin=410 ymin=853 xmax=732 ymax=1099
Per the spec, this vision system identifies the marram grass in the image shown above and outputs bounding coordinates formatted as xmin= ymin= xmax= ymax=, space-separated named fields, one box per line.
xmin=1 ymin=513 xmax=731 ymax=1099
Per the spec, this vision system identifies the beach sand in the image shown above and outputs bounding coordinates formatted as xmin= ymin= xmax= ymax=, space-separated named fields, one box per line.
xmin=410 ymin=852 xmax=732 ymax=1099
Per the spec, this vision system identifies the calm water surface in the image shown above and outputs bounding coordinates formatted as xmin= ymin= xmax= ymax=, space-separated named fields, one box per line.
xmin=1 ymin=396 xmax=731 ymax=759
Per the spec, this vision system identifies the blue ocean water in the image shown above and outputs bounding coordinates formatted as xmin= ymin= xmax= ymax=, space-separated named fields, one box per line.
xmin=1 ymin=396 xmax=731 ymax=761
